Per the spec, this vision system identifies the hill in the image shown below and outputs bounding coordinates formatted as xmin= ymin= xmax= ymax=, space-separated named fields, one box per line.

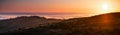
xmin=0 ymin=16 xmax=61 ymax=33
xmin=1 ymin=12 xmax=120 ymax=35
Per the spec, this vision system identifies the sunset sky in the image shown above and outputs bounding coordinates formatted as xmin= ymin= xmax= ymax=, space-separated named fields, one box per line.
xmin=0 ymin=0 xmax=120 ymax=18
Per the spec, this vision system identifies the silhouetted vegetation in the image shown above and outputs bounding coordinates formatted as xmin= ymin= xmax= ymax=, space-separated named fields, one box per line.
xmin=0 ymin=16 xmax=61 ymax=33
xmin=1 ymin=12 xmax=120 ymax=35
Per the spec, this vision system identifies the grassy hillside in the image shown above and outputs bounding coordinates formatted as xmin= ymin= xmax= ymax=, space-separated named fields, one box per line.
xmin=1 ymin=12 xmax=120 ymax=35
xmin=0 ymin=16 xmax=61 ymax=33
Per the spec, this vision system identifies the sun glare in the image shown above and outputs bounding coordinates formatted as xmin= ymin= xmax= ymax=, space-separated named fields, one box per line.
xmin=95 ymin=3 xmax=113 ymax=15
xmin=102 ymin=4 xmax=109 ymax=10
xmin=97 ymin=3 xmax=111 ymax=14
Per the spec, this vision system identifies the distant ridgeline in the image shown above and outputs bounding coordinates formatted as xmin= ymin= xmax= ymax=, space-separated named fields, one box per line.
xmin=1 ymin=12 xmax=120 ymax=35
xmin=0 ymin=16 xmax=52 ymax=20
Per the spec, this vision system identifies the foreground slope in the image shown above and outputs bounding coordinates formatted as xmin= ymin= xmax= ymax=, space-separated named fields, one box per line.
xmin=0 ymin=16 xmax=61 ymax=33
xmin=1 ymin=12 xmax=120 ymax=35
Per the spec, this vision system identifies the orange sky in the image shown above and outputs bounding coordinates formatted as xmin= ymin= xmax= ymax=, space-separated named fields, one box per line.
xmin=0 ymin=0 xmax=120 ymax=17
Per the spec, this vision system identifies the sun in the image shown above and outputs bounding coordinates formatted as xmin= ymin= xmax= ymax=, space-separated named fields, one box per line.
xmin=102 ymin=4 xmax=108 ymax=10
xmin=96 ymin=3 xmax=112 ymax=14
xmin=98 ymin=3 xmax=112 ymax=14
xmin=102 ymin=4 xmax=109 ymax=10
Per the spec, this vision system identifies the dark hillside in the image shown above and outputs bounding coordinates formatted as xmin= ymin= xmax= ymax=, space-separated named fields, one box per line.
xmin=1 ymin=12 xmax=120 ymax=35
xmin=0 ymin=16 xmax=61 ymax=33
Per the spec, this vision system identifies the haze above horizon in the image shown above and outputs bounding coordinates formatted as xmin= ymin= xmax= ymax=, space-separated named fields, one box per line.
xmin=1 ymin=0 xmax=120 ymax=18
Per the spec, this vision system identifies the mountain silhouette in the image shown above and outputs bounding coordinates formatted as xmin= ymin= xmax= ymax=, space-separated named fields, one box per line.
xmin=1 ymin=12 xmax=120 ymax=35
xmin=0 ymin=16 xmax=61 ymax=33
